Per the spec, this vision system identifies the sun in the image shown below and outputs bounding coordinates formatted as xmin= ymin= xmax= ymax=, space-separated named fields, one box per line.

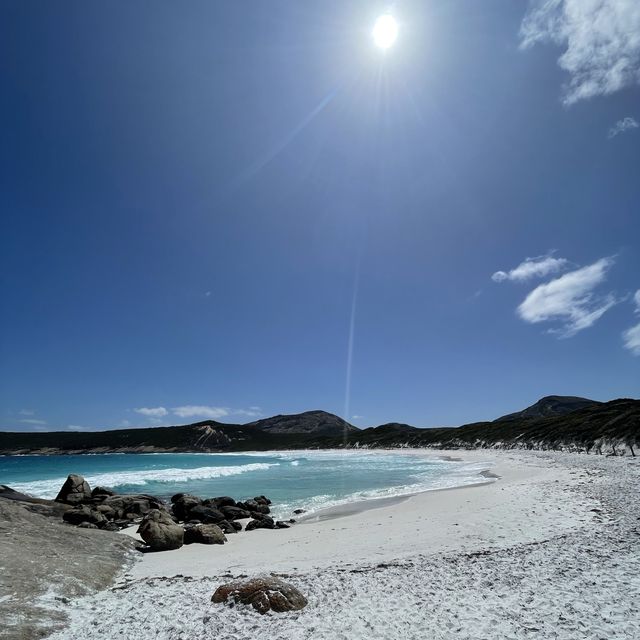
xmin=372 ymin=14 xmax=399 ymax=50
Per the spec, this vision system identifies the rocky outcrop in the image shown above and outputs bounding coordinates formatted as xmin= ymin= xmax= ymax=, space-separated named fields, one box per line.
xmin=184 ymin=523 xmax=226 ymax=545
xmin=20 ymin=474 xmax=286 ymax=553
xmin=137 ymin=509 xmax=184 ymax=551
xmin=63 ymin=504 xmax=107 ymax=527
xmin=187 ymin=504 xmax=226 ymax=524
xmin=55 ymin=474 xmax=92 ymax=504
xmin=99 ymin=494 xmax=164 ymax=520
xmin=212 ymin=576 xmax=308 ymax=614
xmin=171 ymin=494 xmax=202 ymax=521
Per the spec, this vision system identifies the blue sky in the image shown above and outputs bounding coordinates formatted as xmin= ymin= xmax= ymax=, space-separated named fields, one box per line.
xmin=1 ymin=1 xmax=639 ymax=432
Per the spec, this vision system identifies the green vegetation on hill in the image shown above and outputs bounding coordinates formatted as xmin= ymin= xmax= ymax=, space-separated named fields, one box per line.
xmin=0 ymin=398 xmax=638 ymax=455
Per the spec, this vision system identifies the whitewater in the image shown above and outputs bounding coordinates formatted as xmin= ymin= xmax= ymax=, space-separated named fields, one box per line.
xmin=0 ymin=449 xmax=494 ymax=519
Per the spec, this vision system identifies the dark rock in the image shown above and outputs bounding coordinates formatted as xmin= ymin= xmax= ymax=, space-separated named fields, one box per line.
xmin=77 ymin=521 xmax=98 ymax=529
xmin=102 ymin=495 xmax=165 ymax=520
xmin=275 ymin=521 xmax=290 ymax=529
xmin=91 ymin=486 xmax=115 ymax=498
xmin=254 ymin=504 xmax=270 ymax=515
xmin=187 ymin=505 xmax=226 ymax=524
xmin=101 ymin=521 xmax=120 ymax=532
xmin=95 ymin=504 xmax=117 ymax=518
xmin=250 ymin=511 xmax=273 ymax=522
xmin=137 ymin=509 xmax=184 ymax=551
xmin=245 ymin=516 xmax=275 ymax=531
xmin=63 ymin=505 xmax=106 ymax=526
xmin=172 ymin=495 xmax=202 ymax=521
xmin=211 ymin=577 xmax=307 ymax=614
xmin=55 ymin=474 xmax=92 ymax=505
xmin=170 ymin=492 xmax=200 ymax=504
xmin=217 ymin=520 xmax=239 ymax=534
xmin=183 ymin=524 xmax=226 ymax=545
xmin=220 ymin=505 xmax=251 ymax=521
xmin=293 ymin=509 xmax=306 ymax=515
xmin=230 ymin=520 xmax=242 ymax=531
xmin=208 ymin=496 xmax=236 ymax=508
xmin=253 ymin=495 xmax=271 ymax=505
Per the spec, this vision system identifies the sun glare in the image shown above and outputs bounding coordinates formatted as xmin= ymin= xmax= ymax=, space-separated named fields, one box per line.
xmin=372 ymin=14 xmax=398 ymax=50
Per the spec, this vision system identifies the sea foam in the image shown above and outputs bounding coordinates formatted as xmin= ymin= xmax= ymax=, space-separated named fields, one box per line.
xmin=10 ymin=462 xmax=279 ymax=499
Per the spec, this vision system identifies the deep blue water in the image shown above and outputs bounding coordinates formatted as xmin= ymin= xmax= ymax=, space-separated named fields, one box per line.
xmin=0 ymin=450 xmax=492 ymax=519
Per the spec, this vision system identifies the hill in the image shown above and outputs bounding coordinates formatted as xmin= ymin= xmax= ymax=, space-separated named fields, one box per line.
xmin=0 ymin=398 xmax=637 ymax=455
xmin=247 ymin=410 xmax=358 ymax=436
xmin=0 ymin=411 xmax=358 ymax=455
xmin=306 ymin=399 xmax=639 ymax=455
xmin=495 ymin=395 xmax=600 ymax=422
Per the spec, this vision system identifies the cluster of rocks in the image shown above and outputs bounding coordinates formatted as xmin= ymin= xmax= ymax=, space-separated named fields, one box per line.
xmin=171 ymin=492 xmax=293 ymax=535
xmin=56 ymin=474 xmax=163 ymax=532
xmin=54 ymin=473 xmax=296 ymax=552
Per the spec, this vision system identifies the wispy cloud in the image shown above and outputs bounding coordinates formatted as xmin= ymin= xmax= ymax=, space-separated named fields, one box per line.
xmin=492 ymin=253 xmax=569 ymax=283
xmin=134 ymin=406 xmax=168 ymax=418
xmin=517 ymin=257 xmax=617 ymax=337
xmin=19 ymin=418 xmax=47 ymax=425
xmin=19 ymin=409 xmax=35 ymax=416
xmin=233 ymin=407 xmax=263 ymax=418
xmin=623 ymin=324 xmax=640 ymax=355
xmin=520 ymin=0 xmax=640 ymax=104
xmin=608 ymin=117 xmax=639 ymax=138
xmin=622 ymin=289 xmax=640 ymax=355
xmin=66 ymin=425 xmax=92 ymax=432
xmin=172 ymin=405 xmax=231 ymax=420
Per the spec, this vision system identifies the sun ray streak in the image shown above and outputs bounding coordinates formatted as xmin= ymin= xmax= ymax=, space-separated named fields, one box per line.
xmin=344 ymin=254 xmax=362 ymax=426
xmin=231 ymin=89 xmax=338 ymax=190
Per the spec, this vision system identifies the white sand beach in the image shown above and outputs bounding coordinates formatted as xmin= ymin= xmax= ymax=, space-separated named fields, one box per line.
xmin=49 ymin=449 xmax=640 ymax=639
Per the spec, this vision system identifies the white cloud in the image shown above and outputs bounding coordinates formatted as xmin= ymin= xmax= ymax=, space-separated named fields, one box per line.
xmin=608 ymin=117 xmax=639 ymax=138
xmin=622 ymin=289 xmax=640 ymax=356
xmin=520 ymin=0 xmax=640 ymax=104
xmin=134 ymin=407 xmax=168 ymax=418
xmin=172 ymin=405 xmax=231 ymax=420
xmin=19 ymin=418 xmax=47 ymax=425
xmin=19 ymin=409 xmax=35 ymax=416
xmin=233 ymin=407 xmax=263 ymax=418
xmin=492 ymin=254 xmax=569 ymax=283
xmin=623 ymin=323 xmax=640 ymax=355
xmin=517 ymin=257 xmax=617 ymax=337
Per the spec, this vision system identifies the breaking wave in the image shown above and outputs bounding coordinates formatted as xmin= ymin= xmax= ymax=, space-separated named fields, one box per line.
xmin=10 ymin=462 xmax=279 ymax=499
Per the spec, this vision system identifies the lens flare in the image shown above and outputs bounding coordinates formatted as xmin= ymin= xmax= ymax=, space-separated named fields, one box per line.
xmin=372 ymin=14 xmax=399 ymax=49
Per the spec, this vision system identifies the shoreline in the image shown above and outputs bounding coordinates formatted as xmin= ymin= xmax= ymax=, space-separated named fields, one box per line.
xmin=8 ymin=448 xmax=640 ymax=639
xmin=4 ymin=447 xmax=494 ymax=511
xmin=122 ymin=449 xmax=582 ymax=578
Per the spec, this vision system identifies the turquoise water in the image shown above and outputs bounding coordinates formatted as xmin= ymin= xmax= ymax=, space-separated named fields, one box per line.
xmin=0 ymin=450 xmax=492 ymax=519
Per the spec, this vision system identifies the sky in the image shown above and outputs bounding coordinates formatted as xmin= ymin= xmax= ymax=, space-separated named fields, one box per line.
xmin=1 ymin=0 xmax=639 ymax=432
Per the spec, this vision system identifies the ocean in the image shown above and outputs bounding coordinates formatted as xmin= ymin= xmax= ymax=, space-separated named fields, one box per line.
xmin=1 ymin=450 xmax=493 ymax=519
